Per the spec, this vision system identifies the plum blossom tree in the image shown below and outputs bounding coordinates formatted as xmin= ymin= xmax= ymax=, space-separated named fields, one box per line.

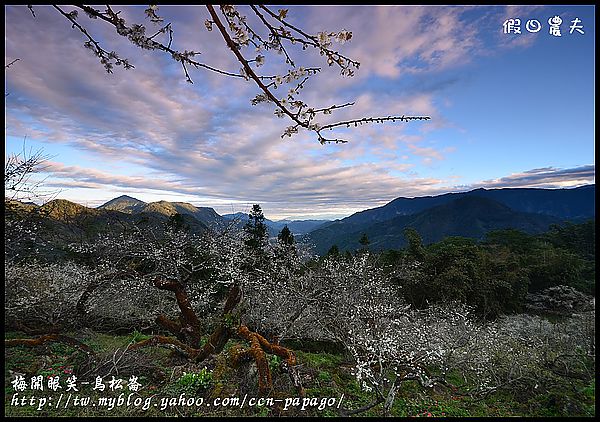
xmin=63 ymin=220 xmax=303 ymax=394
xmin=251 ymin=252 xmax=460 ymax=414
xmin=5 ymin=260 xmax=91 ymax=332
xmin=5 ymin=210 xmax=595 ymax=410
xmin=242 ymin=251 xmax=595 ymax=415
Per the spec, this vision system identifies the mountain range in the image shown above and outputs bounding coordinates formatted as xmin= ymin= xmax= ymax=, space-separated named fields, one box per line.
xmin=99 ymin=195 xmax=223 ymax=227
xmin=222 ymin=212 xmax=329 ymax=236
xmin=306 ymin=184 xmax=595 ymax=254
xmin=98 ymin=196 xmax=329 ymax=235
xmin=6 ymin=185 xmax=594 ymax=257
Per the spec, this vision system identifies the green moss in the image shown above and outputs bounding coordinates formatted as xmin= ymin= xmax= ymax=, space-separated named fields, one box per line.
xmin=174 ymin=368 xmax=213 ymax=393
xmin=129 ymin=330 xmax=151 ymax=343
xmin=268 ymin=354 xmax=282 ymax=373
xmin=5 ymin=347 xmax=36 ymax=375
xmin=318 ymin=371 xmax=332 ymax=382
xmin=84 ymin=332 xmax=133 ymax=352
xmin=5 ymin=331 xmax=27 ymax=340
xmin=295 ymin=351 xmax=343 ymax=369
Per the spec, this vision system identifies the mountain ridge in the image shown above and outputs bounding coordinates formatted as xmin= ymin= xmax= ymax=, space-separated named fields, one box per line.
xmin=318 ymin=184 xmax=594 ymax=230
xmin=13 ymin=184 xmax=593 ymax=254
xmin=306 ymin=185 xmax=595 ymax=255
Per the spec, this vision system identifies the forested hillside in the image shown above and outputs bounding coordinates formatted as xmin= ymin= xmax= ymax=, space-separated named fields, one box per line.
xmin=5 ymin=198 xmax=595 ymax=417
xmin=307 ymin=185 xmax=595 ymax=255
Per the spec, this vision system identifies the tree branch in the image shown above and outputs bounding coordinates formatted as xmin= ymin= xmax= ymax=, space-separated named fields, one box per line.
xmin=5 ymin=58 xmax=20 ymax=69
xmin=5 ymin=334 xmax=95 ymax=355
xmin=207 ymin=5 xmax=430 ymax=144
xmin=129 ymin=335 xmax=199 ymax=359
xmin=154 ymin=277 xmax=202 ymax=348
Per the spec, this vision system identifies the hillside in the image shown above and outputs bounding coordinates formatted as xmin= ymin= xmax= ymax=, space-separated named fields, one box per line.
xmin=306 ymin=185 xmax=594 ymax=254
xmin=98 ymin=195 xmax=147 ymax=214
xmin=98 ymin=196 xmax=224 ymax=228
xmin=307 ymin=196 xmax=563 ymax=254
xmin=40 ymin=198 xmax=102 ymax=221
xmin=141 ymin=201 xmax=223 ymax=227
xmin=5 ymin=198 xmax=209 ymax=261
xmin=315 ymin=185 xmax=594 ymax=231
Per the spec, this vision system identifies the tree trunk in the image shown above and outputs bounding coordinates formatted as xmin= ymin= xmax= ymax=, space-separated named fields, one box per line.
xmin=154 ymin=277 xmax=202 ymax=348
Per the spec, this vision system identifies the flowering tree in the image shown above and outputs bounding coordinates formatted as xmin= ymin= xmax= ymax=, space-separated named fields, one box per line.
xmin=58 ymin=219 xmax=302 ymax=394
xmin=240 ymin=251 xmax=595 ymax=415
xmin=33 ymin=4 xmax=430 ymax=144
xmin=5 ymin=260 xmax=91 ymax=332
xmin=253 ymin=252 xmax=461 ymax=414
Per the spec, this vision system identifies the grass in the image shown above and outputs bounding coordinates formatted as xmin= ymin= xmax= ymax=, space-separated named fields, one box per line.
xmin=4 ymin=330 xmax=596 ymax=417
xmin=295 ymin=350 xmax=344 ymax=369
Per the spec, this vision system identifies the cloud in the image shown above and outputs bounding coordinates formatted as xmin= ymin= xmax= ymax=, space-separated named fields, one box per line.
xmin=5 ymin=6 xmax=451 ymax=213
xmin=406 ymin=144 xmax=444 ymax=164
xmin=467 ymin=165 xmax=595 ymax=189
xmin=303 ymin=6 xmax=483 ymax=78
xmin=43 ymin=161 xmax=208 ymax=194
xmin=39 ymin=161 xmax=595 ymax=219
xmin=5 ymin=6 xmax=591 ymax=220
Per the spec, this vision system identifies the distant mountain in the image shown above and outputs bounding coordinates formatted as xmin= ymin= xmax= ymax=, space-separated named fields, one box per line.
xmin=6 ymin=197 xmax=212 ymax=262
xmin=315 ymin=185 xmax=595 ymax=233
xmin=41 ymin=198 xmax=102 ymax=220
xmin=10 ymin=184 xmax=592 ymax=258
xmin=223 ymin=212 xmax=330 ymax=235
xmin=276 ymin=219 xmax=331 ymax=235
xmin=222 ymin=212 xmax=252 ymax=222
xmin=98 ymin=195 xmax=146 ymax=214
xmin=141 ymin=201 xmax=223 ymax=227
xmin=222 ymin=212 xmax=279 ymax=237
xmin=5 ymin=199 xmax=40 ymax=213
xmin=98 ymin=196 xmax=224 ymax=228
xmin=306 ymin=185 xmax=594 ymax=255
xmin=468 ymin=185 xmax=595 ymax=220
xmin=34 ymin=198 xmax=210 ymax=235
xmin=6 ymin=199 xmax=148 ymax=260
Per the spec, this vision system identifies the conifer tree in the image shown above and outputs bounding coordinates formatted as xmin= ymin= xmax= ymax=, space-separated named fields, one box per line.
xmin=244 ymin=204 xmax=268 ymax=252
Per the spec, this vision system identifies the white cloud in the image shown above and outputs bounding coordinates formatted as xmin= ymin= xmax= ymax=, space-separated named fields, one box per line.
xmin=6 ymin=5 xmax=590 ymax=220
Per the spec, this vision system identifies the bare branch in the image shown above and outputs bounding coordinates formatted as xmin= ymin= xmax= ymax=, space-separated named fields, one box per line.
xmin=258 ymin=5 xmax=359 ymax=73
xmin=207 ymin=6 xmax=310 ymax=136
xmin=207 ymin=5 xmax=430 ymax=144
xmin=68 ymin=5 xmax=245 ymax=79
xmin=5 ymin=334 xmax=95 ymax=355
xmin=5 ymin=58 xmax=20 ymax=69
xmin=53 ymin=5 xmax=134 ymax=74
xmin=38 ymin=5 xmax=433 ymax=144
xmin=4 ymin=139 xmax=57 ymax=203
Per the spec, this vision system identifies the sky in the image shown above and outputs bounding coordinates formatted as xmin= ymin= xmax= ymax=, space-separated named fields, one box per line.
xmin=5 ymin=5 xmax=595 ymax=220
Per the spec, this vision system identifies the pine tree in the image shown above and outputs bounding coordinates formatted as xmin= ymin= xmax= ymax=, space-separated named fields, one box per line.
xmin=326 ymin=244 xmax=340 ymax=257
xmin=244 ymin=204 xmax=268 ymax=251
xmin=358 ymin=233 xmax=370 ymax=252
xmin=277 ymin=225 xmax=294 ymax=246
xmin=403 ymin=227 xmax=425 ymax=261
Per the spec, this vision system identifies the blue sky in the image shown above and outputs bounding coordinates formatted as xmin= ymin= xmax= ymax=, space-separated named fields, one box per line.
xmin=5 ymin=5 xmax=595 ymax=220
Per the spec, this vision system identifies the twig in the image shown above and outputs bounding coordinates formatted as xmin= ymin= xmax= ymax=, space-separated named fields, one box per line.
xmin=5 ymin=58 xmax=20 ymax=69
